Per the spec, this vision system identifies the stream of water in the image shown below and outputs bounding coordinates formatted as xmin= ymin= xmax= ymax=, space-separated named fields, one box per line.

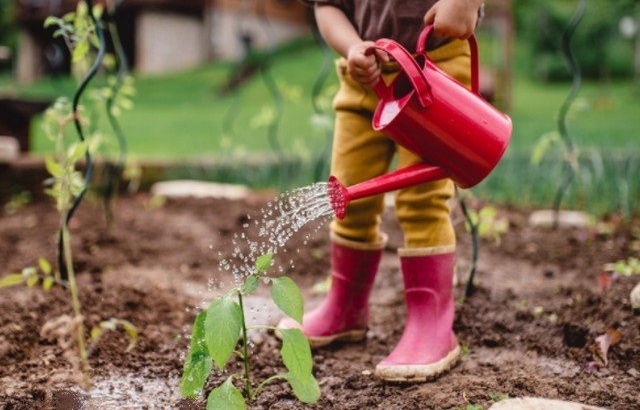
xmin=218 ymin=182 xmax=334 ymax=288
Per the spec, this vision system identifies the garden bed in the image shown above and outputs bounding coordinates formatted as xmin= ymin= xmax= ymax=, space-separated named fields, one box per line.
xmin=0 ymin=190 xmax=638 ymax=409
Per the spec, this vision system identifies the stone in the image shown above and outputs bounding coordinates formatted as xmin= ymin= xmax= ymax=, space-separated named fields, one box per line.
xmin=630 ymin=281 xmax=640 ymax=310
xmin=528 ymin=210 xmax=592 ymax=229
xmin=150 ymin=180 xmax=251 ymax=200
xmin=489 ymin=397 xmax=606 ymax=410
xmin=0 ymin=136 xmax=20 ymax=162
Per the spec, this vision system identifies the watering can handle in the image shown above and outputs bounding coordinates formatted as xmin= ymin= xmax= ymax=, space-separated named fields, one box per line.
xmin=367 ymin=40 xmax=433 ymax=108
xmin=416 ymin=25 xmax=480 ymax=95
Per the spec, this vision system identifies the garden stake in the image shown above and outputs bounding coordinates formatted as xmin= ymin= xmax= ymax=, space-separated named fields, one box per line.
xmin=58 ymin=0 xmax=107 ymax=279
xmin=552 ymin=0 xmax=586 ymax=228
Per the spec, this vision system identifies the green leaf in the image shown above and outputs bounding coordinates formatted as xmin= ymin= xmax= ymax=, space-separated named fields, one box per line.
xmin=72 ymin=39 xmax=90 ymax=63
xmin=44 ymin=16 xmax=61 ymax=28
xmin=206 ymin=377 xmax=246 ymax=410
xmin=117 ymin=319 xmax=138 ymax=351
xmin=45 ymin=156 xmax=65 ymax=178
xmin=42 ymin=277 xmax=54 ymax=291
xmin=38 ymin=258 xmax=52 ymax=275
xmin=284 ymin=372 xmax=321 ymax=404
xmin=242 ymin=275 xmax=259 ymax=295
xmin=204 ymin=294 xmax=242 ymax=370
xmin=255 ymin=253 xmax=273 ymax=273
xmin=279 ymin=328 xmax=313 ymax=377
xmin=0 ymin=274 xmax=25 ymax=288
xmin=68 ymin=141 xmax=88 ymax=163
xmin=271 ymin=277 xmax=304 ymax=324
xmin=181 ymin=311 xmax=212 ymax=398
xmin=26 ymin=276 xmax=39 ymax=288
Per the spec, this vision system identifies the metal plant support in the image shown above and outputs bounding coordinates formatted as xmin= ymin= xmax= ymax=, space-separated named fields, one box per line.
xmin=58 ymin=0 xmax=106 ymax=279
xmin=552 ymin=0 xmax=586 ymax=228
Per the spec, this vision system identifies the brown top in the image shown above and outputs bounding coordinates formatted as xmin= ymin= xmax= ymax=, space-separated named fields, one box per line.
xmin=304 ymin=0 xmax=446 ymax=51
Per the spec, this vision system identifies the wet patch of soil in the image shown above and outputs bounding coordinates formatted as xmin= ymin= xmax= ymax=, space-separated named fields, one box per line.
xmin=1 ymin=192 xmax=638 ymax=409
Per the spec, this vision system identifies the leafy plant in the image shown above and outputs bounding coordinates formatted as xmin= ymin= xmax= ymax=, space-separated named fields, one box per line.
xmin=181 ymin=252 xmax=320 ymax=408
xmin=0 ymin=258 xmax=57 ymax=291
xmin=42 ymin=122 xmax=138 ymax=386
xmin=610 ymin=257 xmax=640 ymax=277
xmin=465 ymin=206 xmax=509 ymax=245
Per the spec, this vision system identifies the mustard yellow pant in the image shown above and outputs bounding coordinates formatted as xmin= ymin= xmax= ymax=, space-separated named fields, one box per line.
xmin=330 ymin=39 xmax=472 ymax=248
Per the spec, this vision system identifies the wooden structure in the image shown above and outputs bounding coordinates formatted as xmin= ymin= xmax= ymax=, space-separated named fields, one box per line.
xmin=12 ymin=0 xmax=311 ymax=82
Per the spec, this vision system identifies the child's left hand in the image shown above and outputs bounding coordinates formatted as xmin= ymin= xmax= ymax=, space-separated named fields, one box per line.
xmin=424 ymin=0 xmax=483 ymax=39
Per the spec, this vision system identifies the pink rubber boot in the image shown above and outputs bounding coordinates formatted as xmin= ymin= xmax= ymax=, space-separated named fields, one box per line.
xmin=277 ymin=232 xmax=385 ymax=348
xmin=375 ymin=246 xmax=460 ymax=382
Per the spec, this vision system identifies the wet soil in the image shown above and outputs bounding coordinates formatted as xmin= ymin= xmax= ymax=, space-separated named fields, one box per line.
xmin=0 ymin=191 xmax=638 ymax=409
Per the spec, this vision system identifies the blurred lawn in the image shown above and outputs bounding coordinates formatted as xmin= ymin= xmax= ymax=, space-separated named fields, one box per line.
xmin=2 ymin=37 xmax=639 ymax=158
xmin=1 ymin=37 xmax=638 ymax=214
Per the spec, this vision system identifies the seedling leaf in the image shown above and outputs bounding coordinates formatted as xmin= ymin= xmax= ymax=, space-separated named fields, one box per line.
xmin=26 ymin=275 xmax=39 ymax=288
xmin=38 ymin=258 xmax=52 ymax=275
xmin=284 ymin=372 xmax=321 ymax=404
xmin=279 ymin=328 xmax=313 ymax=377
xmin=45 ymin=156 xmax=65 ymax=178
xmin=72 ymin=39 xmax=89 ymax=63
xmin=242 ymin=275 xmax=259 ymax=295
xmin=271 ymin=277 xmax=304 ymax=324
xmin=255 ymin=253 xmax=274 ymax=273
xmin=181 ymin=311 xmax=212 ymax=398
xmin=204 ymin=294 xmax=242 ymax=370
xmin=44 ymin=16 xmax=61 ymax=28
xmin=0 ymin=274 xmax=25 ymax=288
xmin=42 ymin=277 xmax=54 ymax=291
xmin=206 ymin=377 xmax=246 ymax=410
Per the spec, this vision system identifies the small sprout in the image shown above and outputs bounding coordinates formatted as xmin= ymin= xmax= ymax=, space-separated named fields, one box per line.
xmin=532 ymin=306 xmax=544 ymax=317
xmin=490 ymin=392 xmax=509 ymax=402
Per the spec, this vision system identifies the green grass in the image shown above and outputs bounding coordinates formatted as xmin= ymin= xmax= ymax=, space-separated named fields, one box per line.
xmin=3 ymin=37 xmax=640 ymax=214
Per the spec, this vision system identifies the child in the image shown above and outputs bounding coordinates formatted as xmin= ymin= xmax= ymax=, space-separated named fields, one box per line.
xmin=279 ymin=0 xmax=485 ymax=382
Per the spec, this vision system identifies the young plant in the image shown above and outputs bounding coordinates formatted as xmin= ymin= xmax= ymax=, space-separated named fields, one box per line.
xmin=181 ymin=253 xmax=321 ymax=408
xmin=465 ymin=206 xmax=509 ymax=245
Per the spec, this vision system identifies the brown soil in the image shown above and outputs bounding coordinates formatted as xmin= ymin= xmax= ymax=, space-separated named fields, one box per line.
xmin=0 ymin=191 xmax=639 ymax=409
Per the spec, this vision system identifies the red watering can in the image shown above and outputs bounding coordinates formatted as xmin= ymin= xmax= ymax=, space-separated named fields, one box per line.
xmin=328 ymin=25 xmax=512 ymax=219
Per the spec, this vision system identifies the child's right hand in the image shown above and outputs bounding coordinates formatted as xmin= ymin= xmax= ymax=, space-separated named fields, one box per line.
xmin=346 ymin=41 xmax=389 ymax=87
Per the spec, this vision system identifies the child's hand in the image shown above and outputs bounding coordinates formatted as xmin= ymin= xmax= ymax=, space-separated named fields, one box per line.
xmin=346 ymin=41 xmax=389 ymax=87
xmin=424 ymin=0 xmax=483 ymax=39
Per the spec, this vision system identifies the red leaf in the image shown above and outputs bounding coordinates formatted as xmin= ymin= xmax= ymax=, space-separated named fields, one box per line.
xmin=589 ymin=328 xmax=622 ymax=367
xmin=597 ymin=269 xmax=617 ymax=292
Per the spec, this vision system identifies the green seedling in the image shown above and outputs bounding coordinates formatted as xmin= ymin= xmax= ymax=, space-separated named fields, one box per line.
xmin=609 ymin=257 xmax=640 ymax=277
xmin=465 ymin=206 xmax=509 ymax=245
xmin=3 ymin=191 xmax=32 ymax=215
xmin=181 ymin=253 xmax=320 ymax=409
xmin=0 ymin=258 xmax=58 ymax=291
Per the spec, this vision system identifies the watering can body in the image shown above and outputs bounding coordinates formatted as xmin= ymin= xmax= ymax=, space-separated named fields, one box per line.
xmin=329 ymin=26 xmax=512 ymax=219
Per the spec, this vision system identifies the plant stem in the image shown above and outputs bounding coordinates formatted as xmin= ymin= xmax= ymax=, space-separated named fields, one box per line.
xmin=237 ymin=291 xmax=252 ymax=399
xmin=252 ymin=374 xmax=287 ymax=400
xmin=61 ymin=222 xmax=90 ymax=382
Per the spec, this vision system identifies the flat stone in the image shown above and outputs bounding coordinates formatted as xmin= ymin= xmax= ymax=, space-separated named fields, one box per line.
xmin=0 ymin=136 xmax=20 ymax=162
xmin=630 ymin=281 xmax=640 ymax=310
xmin=489 ymin=397 xmax=606 ymax=410
xmin=150 ymin=180 xmax=251 ymax=200
xmin=529 ymin=210 xmax=592 ymax=229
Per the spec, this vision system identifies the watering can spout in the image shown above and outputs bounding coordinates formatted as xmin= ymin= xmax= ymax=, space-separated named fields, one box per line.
xmin=327 ymin=164 xmax=448 ymax=220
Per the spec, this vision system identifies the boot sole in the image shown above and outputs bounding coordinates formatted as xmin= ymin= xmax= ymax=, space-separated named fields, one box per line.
xmin=274 ymin=328 xmax=366 ymax=349
xmin=306 ymin=329 xmax=367 ymax=348
xmin=374 ymin=344 xmax=461 ymax=382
